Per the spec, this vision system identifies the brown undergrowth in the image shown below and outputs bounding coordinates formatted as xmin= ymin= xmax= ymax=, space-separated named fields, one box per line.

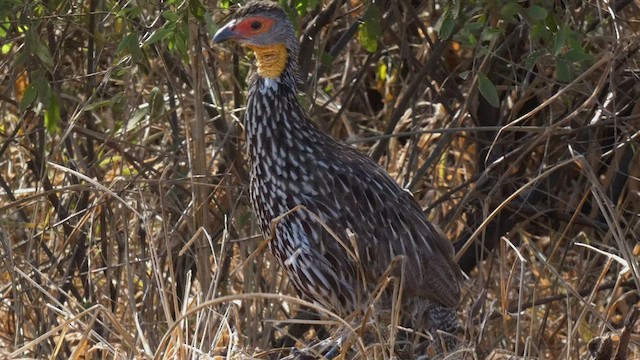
xmin=1 ymin=0 xmax=639 ymax=359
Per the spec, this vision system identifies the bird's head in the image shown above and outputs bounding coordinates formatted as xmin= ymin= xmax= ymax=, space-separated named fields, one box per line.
xmin=213 ymin=1 xmax=298 ymax=80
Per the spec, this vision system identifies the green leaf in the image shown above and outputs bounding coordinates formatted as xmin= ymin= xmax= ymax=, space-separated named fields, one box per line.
xmin=0 ymin=19 xmax=7 ymax=37
xmin=555 ymin=58 xmax=571 ymax=82
xmin=111 ymin=91 xmax=126 ymax=115
xmin=564 ymin=48 xmax=591 ymax=63
xmin=377 ymin=62 xmax=388 ymax=81
xmin=295 ymin=0 xmax=308 ymax=15
xmin=116 ymin=33 xmax=136 ymax=55
xmin=118 ymin=5 xmax=142 ymax=18
xmin=44 ymin=94 xmax=60 ymax=133
xmin=554 ymin=25 xmax=567 ymax=55
xmin=146 ymin=27 xmax=173 ymax=46
xmin=500 ymin=2 xmax=522 ymax=23
xmin=204 ymin=10 xmax=217 ymax=36
xmin=173 ymin=22 xmax=189 ymax=59
xmin=2 ymin=43 xmax=12 ymax=54
xmin=437 ymin=12 xmax=455 ymax=40
xmin=527 ymin=6 xmax=547 ymax=21
xmin=357 ymin=3 xmax=380 ymax=53
xmin=525 ymin=50 xmax=546 ymax=70
xmin=148 ymin=87 xmax=165 ymax=119
xmin=481 ymin=27 xmax=502 ymax=42
xmin=530 ymin=22 xmax=544 ymax=41
xmin=320 ymin=51 xmax=334 ymax=66
xmin=33 ymin=78 xmax=51 ymax=107
xmin=464 ymin=21 xmax=484 ymax=33
xmin=82 ymin=99 xmax=113 ymax=111
xmin=35 ymin=40 xmax=55 ymax=72
xmin=545 ymin=13 xmax=559 ymax=33
xmin=129 ymin=108 xmax=148 ymax=126
xmin=162 ymin=11 xmax=178 ymax=22
xmin=467 ymin=33 xmax=478 ymax=46
xmin=117 ymin=33 xmax=142 ymax=62
xmin=478 ymin=73 xmax=499 ymax=108
xmin=189 ymin=0 xmax=205 ymax=20
xmin=474 ymin=46 xmax=489 ymax=58
xmin=19 ymin=83 xmax=38 ymax=112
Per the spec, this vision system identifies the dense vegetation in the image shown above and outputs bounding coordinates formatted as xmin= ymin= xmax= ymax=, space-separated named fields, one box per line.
xmin=1 ymin=0 xmax=639 ymax=358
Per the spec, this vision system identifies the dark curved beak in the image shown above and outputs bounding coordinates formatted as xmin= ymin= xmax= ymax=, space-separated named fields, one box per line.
xmin=213 ymin=20 xmax=240 ymax=43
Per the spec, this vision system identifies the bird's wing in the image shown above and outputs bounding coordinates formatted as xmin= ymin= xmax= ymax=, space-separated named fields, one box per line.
xmin=303 ymin=148 xmax=461 ymax=309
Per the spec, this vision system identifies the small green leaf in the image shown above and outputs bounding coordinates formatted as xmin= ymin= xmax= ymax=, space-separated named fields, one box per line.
xmin=204 ymin=10 xmax=217 ymax=36
xmin=464 ymin=21 xmax=484 ymax=33
xmin=0 ymin=19 xmax=7 ymax=37
xmin=527 ymin=6 xmax=547 ymax=21
xmin=173 ymin=23 xmax=189 ymax=59
xmin=111 ymin=91 xmax=126 ymax=115
xmin=467 ymin=33 xmax=478 ymax=46
xmin=116 ymin=33 xmax=136 ymax=55
xmin=82 ymin=99 xmax=113 ymax=111
xmin=564 ymin=48 xmax=591 ymax=63
xmin=119 ymin=5 xmax=142 ymax=18
xmin=129 ymin=108 xmax=148 ymax=126
xmin=320 ymin=51 xmax=334 ymax=66
xmin=478 ymin=73 xmax=499 ymax=108
xmin=530 ymin=22 xmax=544 ymax=41
xmin=438 ymin=12 xmax=455 ymax=40
xmin=555 ymin=58 xmax=571 ymax=82
xmin=377 ymin=62 xmax=388 ymax=81
xmin=35 ymin=41 xmax=55 ymax=71
xmin=293 ymin=0 xmax=320 ymax=15
xmin=545 ymin=13 xmax=559 ymax=33
xmin=44 ymin=94 xmax=60 ymax=133
xmin=357 ymin=3 xmax=380 ymax=52
xmin=33 ymin=78 xmax=51 ymax=107
xmin=161 ymin=11 xmax=178 ymax=22
xmin=189 ymin=0 xmax=206 ymax=20
xmin=481 ymin=27 xmax=502 ymax=42
xmin=500 ymin=2 xmax=522 ymax=23
xmin=474 ymin=46 xmax=489 ymax=58
xmin=146 ymin=27 xmax=173 ymax=45
xmin=148 ymin=87 xmax=165 ymax=119
xmin=525 ymin=50 xmax=546 ymax=70
xmin=19 ymin=83 xmax=38 ymax=112
xmin=24 ymin=27 xmax=35 ymax=53
xmin=554 ymin=25 xmax=567 ymax=55
xmin=117 ymin=33 xmax=142 ymax=62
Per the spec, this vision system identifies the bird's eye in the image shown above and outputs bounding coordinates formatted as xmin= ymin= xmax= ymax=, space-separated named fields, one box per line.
xmin=250 ymin=21 xmax=262 ymax=30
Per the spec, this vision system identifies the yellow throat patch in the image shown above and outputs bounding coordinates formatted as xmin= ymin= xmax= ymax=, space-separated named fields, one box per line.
xmin=247 ymin=43 xmax=288 ymax=79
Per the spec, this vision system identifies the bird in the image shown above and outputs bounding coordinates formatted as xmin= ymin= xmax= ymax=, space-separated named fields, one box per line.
xmin=213 ymin=0 xmax=462 ymax=355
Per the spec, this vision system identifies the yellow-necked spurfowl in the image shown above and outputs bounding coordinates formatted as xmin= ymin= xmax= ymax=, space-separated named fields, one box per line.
xmin=213 ymin=0 xmax=462 ymax=354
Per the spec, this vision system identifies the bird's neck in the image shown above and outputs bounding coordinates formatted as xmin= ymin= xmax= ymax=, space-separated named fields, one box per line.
xmin=245 ymin=64 xmax=325 ymax=166
xmin=246 ymin=75 xmax=313 ymax=139
xmin=247 ymin=43 xmax=300 ymax=93
xmin=244 ymin=64 xmax=319 ymax=229
xmin=248 ymin=43 xmax=289 ymax=79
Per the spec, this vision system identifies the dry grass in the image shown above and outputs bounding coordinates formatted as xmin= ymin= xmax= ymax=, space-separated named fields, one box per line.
xmin=1 ymin=0 xmax=639 ymax=359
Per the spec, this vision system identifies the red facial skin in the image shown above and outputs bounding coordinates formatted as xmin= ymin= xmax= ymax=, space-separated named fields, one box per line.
xmin=231 ymin=16 xmax=274 ymax=38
